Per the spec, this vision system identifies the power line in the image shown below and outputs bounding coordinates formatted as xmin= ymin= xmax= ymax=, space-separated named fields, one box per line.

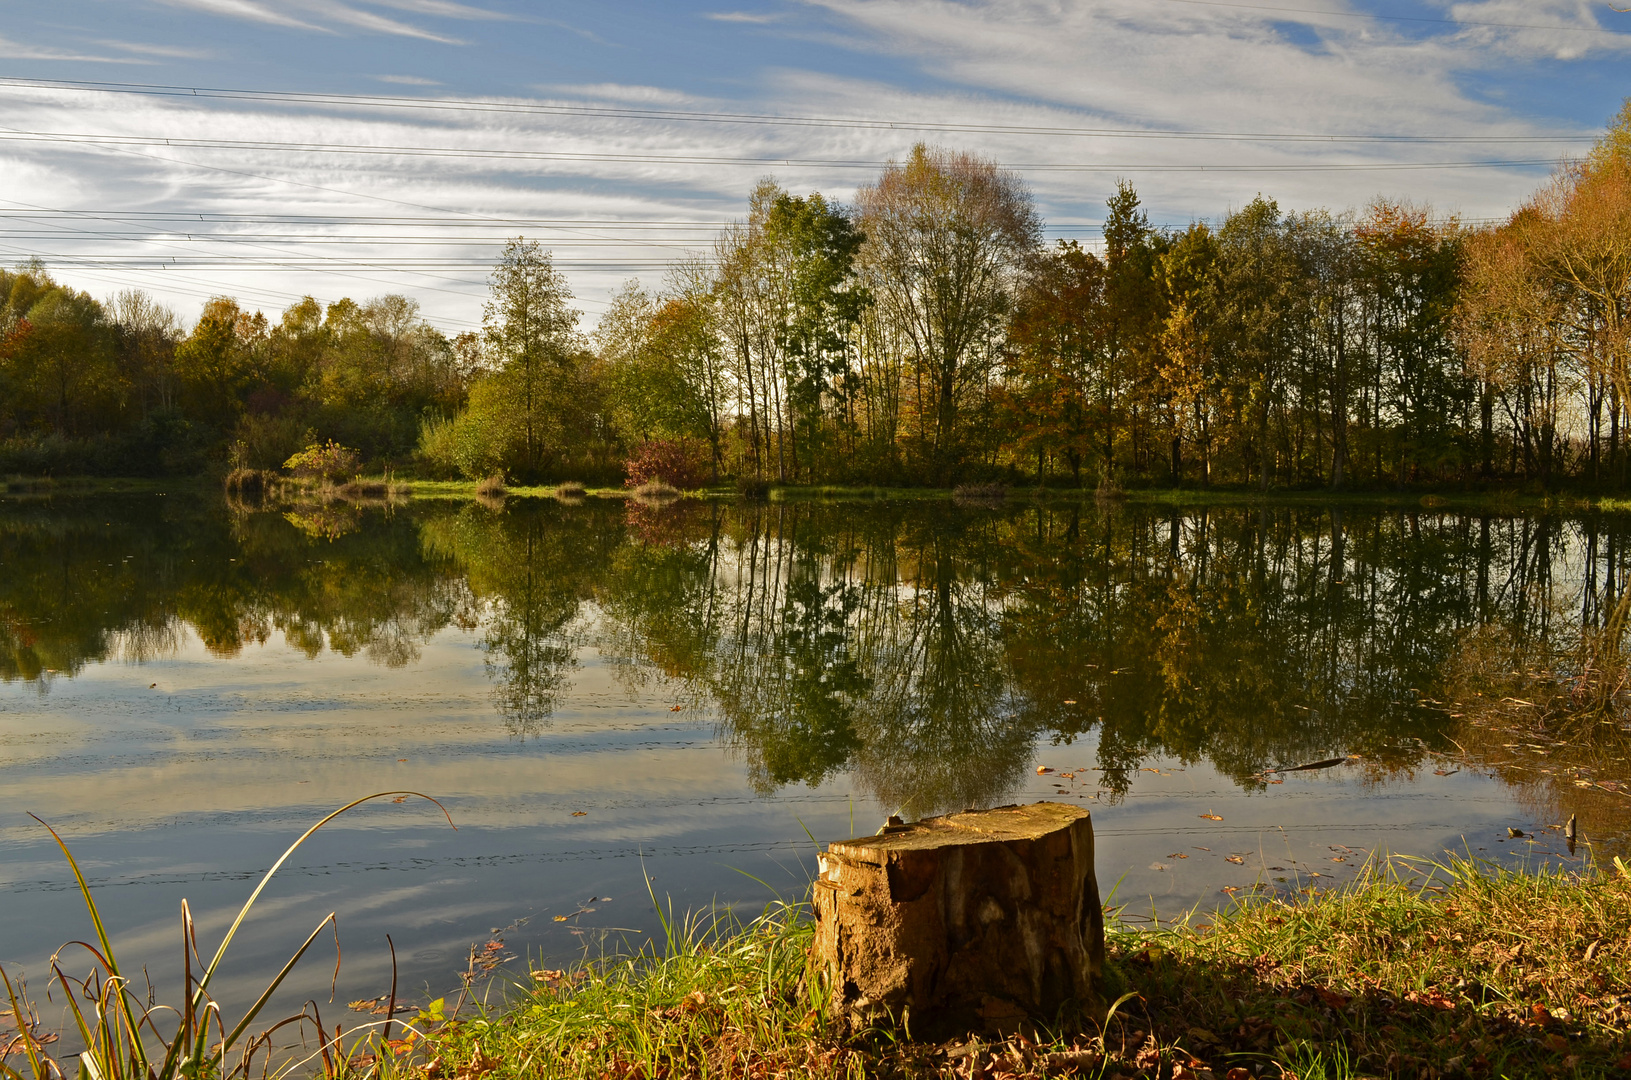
xmin=0 ymin=76 xmax=1602 ymax=145
xmin=0 ymin=128 xmax=1560 ymax=173
xmin=1155 ymin=0 xmax=1631 ymax=37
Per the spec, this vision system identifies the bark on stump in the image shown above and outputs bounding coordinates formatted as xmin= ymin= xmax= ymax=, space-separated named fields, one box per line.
xmin=811 ymin=802 xmax=1105 ymax=1038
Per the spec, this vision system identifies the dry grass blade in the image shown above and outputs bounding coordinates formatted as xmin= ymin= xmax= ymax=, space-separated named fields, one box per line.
xmin=2 ymin=792 xmax=456 ymax=1080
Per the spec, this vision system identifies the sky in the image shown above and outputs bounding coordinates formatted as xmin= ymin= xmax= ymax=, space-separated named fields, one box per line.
xmin=2 ymin=0 xmax=1629 ymax=332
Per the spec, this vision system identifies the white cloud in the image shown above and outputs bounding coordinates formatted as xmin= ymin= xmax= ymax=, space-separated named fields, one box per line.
xmin=4 ymin=0 xmax=1616 ymax=330
xmin=363 ymin=0 xmax=513 ymax=19
xmin=317 ymin=4 xmax=467 ymax=44
xmin=1440 ymin=0 xmax=1631 ymax=60
xmin=542 ymin=83 xmax=706 ymax=105
xmin=0 ymin=33 xmax=153 ymax=62
xmin=144 ymin=0 xmax=474 ymax=41
xmin=98 ymin=40 xmax=214 ymax=59
xmin=704 ymin=11 xmax=785 ymax=23
xmin=145 ymin=0 xmax=331 ymax=32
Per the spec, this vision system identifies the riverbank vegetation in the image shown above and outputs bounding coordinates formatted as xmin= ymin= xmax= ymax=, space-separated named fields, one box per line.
xmin=5 ymin=846 xmax=1627 ymax=1080
xmin=2 ymin=106 xmax=1628 ymax=493
xmin=324 ymin=855 xmax=1631 ymax=1080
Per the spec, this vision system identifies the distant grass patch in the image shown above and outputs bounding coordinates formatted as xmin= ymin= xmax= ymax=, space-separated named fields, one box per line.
xmin=395 ymin=855 xmax=1631 ymax=1080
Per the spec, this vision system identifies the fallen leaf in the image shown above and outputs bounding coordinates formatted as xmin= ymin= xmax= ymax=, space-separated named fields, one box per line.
xmin=553 ymin=915 xmax=569 ymax=922
xmin=571 ymin=811 xmax=587 ymax=817
xmin=1062 ymin=699 xmax=1077 ymax=705
xmin=1225 ymin=855 xmax=1245 ymax=864
xmin=669 ymin=705 xmax=683 ymax=712
xmin=1200 ymin=813 xmax=1223 ymax=821
xmin=1037 ymin=766 xmax=1054 ymax=774
xmin=392 ymin=796 xmax=408 ymax=803
xmin=1167 ymin=853 xmax=1189 ymax=859
xmin=398 ymin=758 xmax=408 ymax=762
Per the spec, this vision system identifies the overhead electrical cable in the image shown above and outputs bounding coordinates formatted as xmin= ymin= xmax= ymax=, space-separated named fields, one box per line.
xmin=0 ymin=76 xmax=1601 ymax=145
xmin=1154 ymin=0 xmax=1631 ymax=36
xmin=0 ymin=128 xmax=1560 ymax=172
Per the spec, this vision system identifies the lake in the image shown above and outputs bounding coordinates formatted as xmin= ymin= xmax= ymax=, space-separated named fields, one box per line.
xmin=2 ymin=489 xmax=1626 ymax=1026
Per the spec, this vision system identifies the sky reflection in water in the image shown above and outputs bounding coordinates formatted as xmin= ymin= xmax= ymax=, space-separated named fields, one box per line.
xmin=1 ymin=492 xmax=1625 ymax=1020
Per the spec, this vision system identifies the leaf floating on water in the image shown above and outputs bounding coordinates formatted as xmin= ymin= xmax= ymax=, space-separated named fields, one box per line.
xmin=553 ymin=915 xmax=569 ymax=922
xmin=398 ymin=758 xmax=408 ymax=763
xmin=392 ymin=796 xmax=408 ymax=803
xmin=571 ymin=811 xmax=587 ymax=817
xmin=1037 ymin=766 xmax=1054 ymax=774
xmin=1225 ymin=855 xmax=1245 ymax=864
xmin=669 ymin=705 xmax=683 ymax=712
xmin=1199 ymin=813 xmax=1223 ymax=821
xmin=1167 ymin=853 xmax=1189 ymax=859
xmin=1062 ymin=699 xmax=1077 ymax=705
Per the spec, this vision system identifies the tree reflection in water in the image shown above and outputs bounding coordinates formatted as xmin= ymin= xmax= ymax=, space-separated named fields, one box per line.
xmin=5 ymin=493 xmax=1631 ymax=834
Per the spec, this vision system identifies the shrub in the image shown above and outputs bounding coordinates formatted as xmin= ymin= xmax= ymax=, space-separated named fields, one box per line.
xmin=953 ymin=482 xmax=1007 ymax=503
xmin=555 ymin=480 xmax=586 ymax=499
xmin=282 ymin=440 xmax=360 ymax=482
xmin=476 ymin=473 xmax=508 ymax=497
xmin=630 ymin=479 xmax=680 ymax=500
xmin=230 ymin=414 xmax=312 ymax=472
xmin=736 ymin=475 xmax=771 ymax=501
xmin=624 ymin=438 xmax=706 ymax=491
xmin=223 ymin=468 xmax=276 ymax=497
xmin=416 ymin=413 xmax=462 ymax=479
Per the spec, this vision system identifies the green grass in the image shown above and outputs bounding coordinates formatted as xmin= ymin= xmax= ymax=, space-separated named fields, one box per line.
xmin=1 ymin=794 xmax=455 ymax=1080
xmin=391 ymin=854 xmax=1631 ymax=1080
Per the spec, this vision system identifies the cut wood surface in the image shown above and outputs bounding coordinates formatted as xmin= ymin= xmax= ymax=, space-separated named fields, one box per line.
xmin=811 ymin=801 xmax=1105 ymax=1037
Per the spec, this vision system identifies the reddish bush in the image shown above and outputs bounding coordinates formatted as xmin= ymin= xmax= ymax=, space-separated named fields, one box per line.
xmin=623 ymin=439 xmax=707 ymax=491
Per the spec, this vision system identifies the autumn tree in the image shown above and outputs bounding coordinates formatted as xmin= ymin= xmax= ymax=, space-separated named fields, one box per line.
xmin=857 ymin=144 xmax=1041 ymax=483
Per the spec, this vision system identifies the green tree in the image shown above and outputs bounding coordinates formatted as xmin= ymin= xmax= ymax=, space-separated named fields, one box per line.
xmin=480 ymin=238 xmax=590 ymax=481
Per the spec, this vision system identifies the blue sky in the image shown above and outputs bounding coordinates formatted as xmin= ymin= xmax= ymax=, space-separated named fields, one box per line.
xmin=2 ymin=0 xmax=1628 ymax=329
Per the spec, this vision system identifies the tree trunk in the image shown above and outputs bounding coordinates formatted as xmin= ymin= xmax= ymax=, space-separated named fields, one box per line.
xmin=811 ymin=802 xmax=1106 ymax=1039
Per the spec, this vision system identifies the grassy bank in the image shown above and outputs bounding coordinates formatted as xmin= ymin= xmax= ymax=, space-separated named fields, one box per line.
xmin=395 ymin=856 xmax=1631 ymax=1080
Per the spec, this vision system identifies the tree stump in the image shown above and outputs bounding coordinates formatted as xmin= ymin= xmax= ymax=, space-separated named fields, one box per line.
xmin=811 ymin=802 xmax=1105 ymax=1037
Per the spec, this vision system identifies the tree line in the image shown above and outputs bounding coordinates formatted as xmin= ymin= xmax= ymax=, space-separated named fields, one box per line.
xmin=2 ymin=101 xmax=1627 ymax=489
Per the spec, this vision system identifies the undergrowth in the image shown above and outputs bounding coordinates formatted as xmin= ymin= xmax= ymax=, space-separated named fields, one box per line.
xmin=9 ymin=846 xmax=1631 ymax=1080
xmin=395 ymin=855 xmax=1631 ymax=1080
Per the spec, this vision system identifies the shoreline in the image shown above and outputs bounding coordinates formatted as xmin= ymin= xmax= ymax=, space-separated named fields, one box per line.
xmin=8 ymin=473 xmax=1631 ymax=515
xmin=387 ymin=855 xmax=1631 ymax=1079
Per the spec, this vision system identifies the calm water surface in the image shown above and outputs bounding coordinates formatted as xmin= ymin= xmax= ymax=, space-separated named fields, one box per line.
xmin=2 ymin=491 xmax=1627 ymax=1021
